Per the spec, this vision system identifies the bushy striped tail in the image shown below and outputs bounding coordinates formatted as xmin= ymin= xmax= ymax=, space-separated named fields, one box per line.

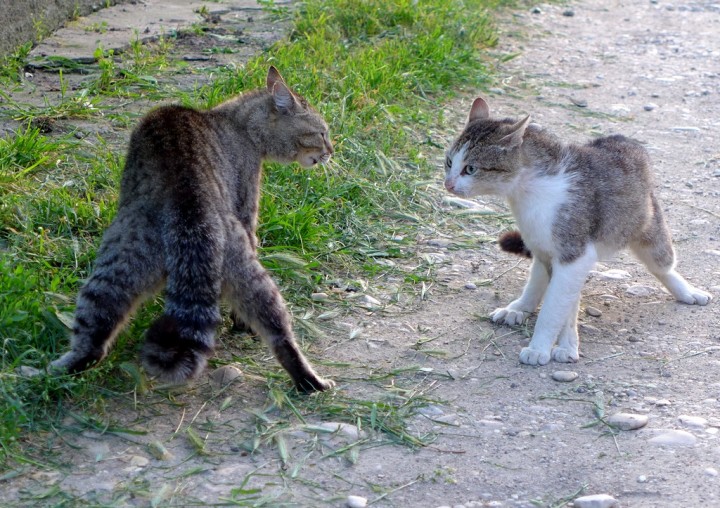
xmin=498 ymin=230 xmax=532 ymax=258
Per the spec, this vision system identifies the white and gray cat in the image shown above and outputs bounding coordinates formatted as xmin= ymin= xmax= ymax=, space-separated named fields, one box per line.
xmin=444 ymin=97 xmax=712 ymax=365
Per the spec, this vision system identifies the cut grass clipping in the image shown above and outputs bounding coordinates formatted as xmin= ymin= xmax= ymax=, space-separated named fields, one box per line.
xmin=0 ymin=0 xmax=508 ymax=461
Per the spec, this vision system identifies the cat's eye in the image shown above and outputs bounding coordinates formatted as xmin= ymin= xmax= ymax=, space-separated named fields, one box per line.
xmin=445 ymin=157 xmax=452 ymax=168
xmin=462 ymin=165 xmax=478 ymax=176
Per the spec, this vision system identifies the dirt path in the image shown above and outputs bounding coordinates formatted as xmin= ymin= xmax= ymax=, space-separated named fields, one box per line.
xmin=6 ymin=1 xmax=720 ymax=506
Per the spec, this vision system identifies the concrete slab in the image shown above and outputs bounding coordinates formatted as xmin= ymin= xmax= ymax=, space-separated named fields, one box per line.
xmin=29 ymin=0 xmax=267 ymax=63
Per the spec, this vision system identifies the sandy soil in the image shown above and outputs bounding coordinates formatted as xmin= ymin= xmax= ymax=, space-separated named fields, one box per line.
xmin=5 ymin=1 xmax=720 ymax=507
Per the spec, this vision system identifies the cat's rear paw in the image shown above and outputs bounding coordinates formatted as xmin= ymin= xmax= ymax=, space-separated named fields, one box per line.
xmin=491 ymin=307 xmax=528 ymax=326
xmin=519 ymin=347 xmax=551 ymax=366
xmin=297 ymin=375 xmax=335 ymax=393
xmin=551 ymin=346 xmax=579 ymax=363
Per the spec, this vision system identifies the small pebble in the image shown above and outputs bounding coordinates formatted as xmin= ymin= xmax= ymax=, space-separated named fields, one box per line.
xmin=705 ymin=467 xmax=719 ymax=477
xmin=643 ymin=103 xmax=657 ymax=111
xmin=465 ymin=282 xmax=478 ymax=290
xmin=531 ymin=6 xmax=542 ymax=14
xmin=358 ymin=294 xmax=382 ymax=309
xmin=346 ymin=495 xmax=368 ymax=508
xmin=637 ymin=475 xmax=648 ymax=483
xmin=552 ymin=371 xmax=579 ymax=383
xmin=129 ymin=455 xmax=149 ymax=467
xmin=585 ymin=306 xmax=602 ymax=317
xmin=625 ymin=285 xmax=654 ymax=297
xmin=562 ymin=9 xmax=575 ymax=16
xmin=573 ymin=494 xmax=619 ymax=508
xmin=311 ymin=292 xmax=329 ymax=301
xmin=608 ymin=412 xmax=648 ymax=431
xmin=678 ymin=415 xmax=707 ymax=429
xmin=648 ymin=429 xmax=697 ymax=447
xmin=210 ymin=364 xmax=243 ymax=385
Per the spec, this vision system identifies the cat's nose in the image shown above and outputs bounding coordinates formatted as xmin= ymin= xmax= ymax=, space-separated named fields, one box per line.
xmin=444 ymin=179 xmax=455 ymax=192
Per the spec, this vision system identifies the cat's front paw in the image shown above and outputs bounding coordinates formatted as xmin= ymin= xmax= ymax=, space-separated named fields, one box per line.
xmin=519 ymin=347 xmax=551 ymax=366
xmin=677 ymin=287 xmax=712 ymax=306
xmin=297 ymin=375 xmax=335 ymax=393
xmin=491 ymin=307 xmax=528 ymax=326
xmin=551 ymin=346 xmax=579 ymax=363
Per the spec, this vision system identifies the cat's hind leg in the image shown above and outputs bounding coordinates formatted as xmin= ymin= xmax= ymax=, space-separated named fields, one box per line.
xmin=492 ymin=258 xmax=549 ymax=325
xmin=51 ymin=215 xmax=164 ymax=374
xmin=140 ymin=213 xmax=224 ymax=383
xmin=223 ymin=220 xmax=334 ymax=393
xmin=520 ymin=246 xmax=597 ymax=365
xmin=630 ymin=197 xmax=711 ymax=305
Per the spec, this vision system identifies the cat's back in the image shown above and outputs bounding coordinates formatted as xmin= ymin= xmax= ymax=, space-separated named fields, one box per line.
xmin=577 ymin=134 xmax=651 ymax=179
xmin=119 ymin=105 xmax=229 ymax=208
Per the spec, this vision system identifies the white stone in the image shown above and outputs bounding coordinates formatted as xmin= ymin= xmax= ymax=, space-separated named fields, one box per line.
xmin=441 ymin=196 xmax=483 ymax=209
xmin=648 ymin=429 xmax=697 ymax=446
xmin=552 ymin=371 xmax=579 ymax=383
xmin=705 ymin=467 xmax=718 ymax=477
xmin=626 ymin=285 xmax=655 ymax=297
xmin=358 ymin=295 xmax=382 ymax=309
xmin=346 ymin=495 xmax=368 ymax=508
xmin=311 ymin=292 xmax=329 ymax=301
xmin=590 ymin=269 xmax=631 ymax=280
xmin=573 ymin=493 xmax=619 ymax=508
xmin=608 ymin=412 xmax=649 ymax=431
xmin=585 ymin=306 xmax=602 ymax=317
xmin=313 ymin=422 xmax=364 ymax=440
xmin=679 ymin=415 xmax=708 ymax=429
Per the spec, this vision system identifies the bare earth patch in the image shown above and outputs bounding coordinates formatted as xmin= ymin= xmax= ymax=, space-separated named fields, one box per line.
xmin=4 ymin=0 xmax=720 ymax=507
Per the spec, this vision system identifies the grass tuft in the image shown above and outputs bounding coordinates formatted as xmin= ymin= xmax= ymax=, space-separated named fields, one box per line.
xmin=0 ymin=0 xmax=511 ymax=466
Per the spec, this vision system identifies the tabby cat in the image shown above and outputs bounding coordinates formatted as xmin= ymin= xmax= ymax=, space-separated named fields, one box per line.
xmin=444 ymin=97 xmax=712 ymax=365
xmin=49 ymin=66 xmax=334 ymax=392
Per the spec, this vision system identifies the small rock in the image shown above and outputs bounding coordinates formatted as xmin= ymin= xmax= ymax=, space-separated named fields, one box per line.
xmin=562 ymin=9 xmax=575 ymax=16
xmin=608 ymin=412 xmax=648 ymax=431
xmin=626 ymin=285 xmax=655 ymax=297
xmin=428 ymin=238 xmax=452 ymax=248
xmin=129 ymin=455 xmax=149 ymax=467
xmin=648 ymin=429 xmax=697 ymax=447
xmin=573 ymin=494 xmax=619 ymax=508
xmin=591 ymin=269 xmax=631 ymax=280
xmin=465 ymin=282 xmax=478 ymax=290
xmin=530 ymin=6 xmax=542 ymax=14
xmin=210 ymin=364 xmax=243 ymax=385
xmin=346 ymin=495 xmax=368 ymax=508
xmin=654 ymin=399 xmax=671 ymax=407
xmin=643 ymin=103 xmax=657 ymax=111
xmin=358 ymin=294 xmax=382 ymax=309
xmin=570 ymin=97 xmax=588 ymax=107
xmin=442 ymin=196 xmax=481 ymax=209
xmin=585 ymin=306 xmax=602 ymax=317
xmin=705 ymin=467 xmax=718 ymax=477
xmin=637 ymin=475 xmax=648 ymax=483
xmin=311 ymin=292 xmax=329 ymax=301
xmin=552 ymin=371 xmax=579 ymax=383
xmin=147 ymin=440 xmax=173 ymax=460
xmin=671 ymin=126 xmax=701 ymax=133
xmin=679 ymin=415 xmax=708 ymax=429
xmin=314 ymin=422 xmax=364 ymax=440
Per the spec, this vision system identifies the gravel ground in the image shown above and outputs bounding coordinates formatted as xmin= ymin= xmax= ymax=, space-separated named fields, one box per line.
xmin=4 ymin=1 xmax=720 ymax=506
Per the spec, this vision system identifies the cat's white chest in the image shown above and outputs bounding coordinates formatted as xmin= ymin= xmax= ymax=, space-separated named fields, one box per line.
xmin=509 ymin=171 xmax=573 ymax=257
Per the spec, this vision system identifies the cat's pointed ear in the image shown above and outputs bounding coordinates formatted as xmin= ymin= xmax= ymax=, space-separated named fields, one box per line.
xmin=266 ymin=66 xmax=284 ymax=91
xmin=468 ymin=97 xmax=491 ymax=122
xmin=498 ymin=115 xmax=531 ymax=149
xmin=272 ymin=81 xmax=297 ymax=113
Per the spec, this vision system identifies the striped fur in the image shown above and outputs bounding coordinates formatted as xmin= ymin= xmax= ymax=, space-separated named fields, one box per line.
xmin=49 ymin=67 xmax=334 ymax=392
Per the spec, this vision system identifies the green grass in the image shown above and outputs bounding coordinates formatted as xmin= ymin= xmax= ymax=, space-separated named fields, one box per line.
xmin=0 ymin=0 xmax=512 ymax=469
